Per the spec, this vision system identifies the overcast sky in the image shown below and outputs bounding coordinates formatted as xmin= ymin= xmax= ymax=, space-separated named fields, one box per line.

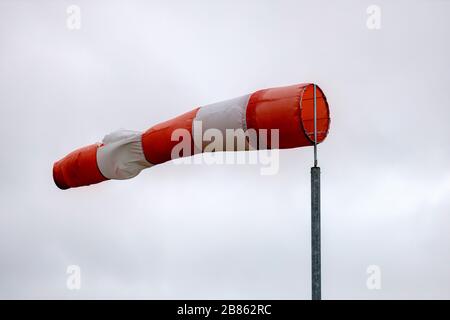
xmin=0 ymin=0 xmax=449 ymax=299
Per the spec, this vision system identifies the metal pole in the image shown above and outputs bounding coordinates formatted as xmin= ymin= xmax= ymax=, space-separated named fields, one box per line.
xmin=311 ymin=84 xmax=321 ymax=300
xmin=313 ymin=85 xmax=318 ymax=168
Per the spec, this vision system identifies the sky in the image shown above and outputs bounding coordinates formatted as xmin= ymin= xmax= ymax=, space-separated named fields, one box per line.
xmin=0 ymin=0 xmax=449 ymax=299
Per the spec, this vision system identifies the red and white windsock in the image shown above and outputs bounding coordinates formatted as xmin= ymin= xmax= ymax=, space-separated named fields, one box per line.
xmin=53 ymin=83 xmax=330 ymax=189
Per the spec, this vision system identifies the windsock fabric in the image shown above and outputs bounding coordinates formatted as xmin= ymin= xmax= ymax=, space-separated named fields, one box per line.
xmin=53 ymin=83 xmax=330 ymax=189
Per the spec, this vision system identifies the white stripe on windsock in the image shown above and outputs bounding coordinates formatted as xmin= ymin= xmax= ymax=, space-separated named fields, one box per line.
xmin=97 ymin=129 xmax=151 ymax=180
xmin=195 ymin=94 xmax=250 ymax=132
xmin=193 ymin=94 xmax=251 ymax=152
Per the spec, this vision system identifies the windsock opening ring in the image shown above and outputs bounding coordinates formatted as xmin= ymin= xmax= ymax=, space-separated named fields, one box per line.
xmin=300 ymin=84 xmax=330 ymax=145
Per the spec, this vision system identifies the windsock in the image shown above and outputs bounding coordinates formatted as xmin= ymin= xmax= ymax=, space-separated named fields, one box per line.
xmin=53 ymin=83 xmax=330 ymax=189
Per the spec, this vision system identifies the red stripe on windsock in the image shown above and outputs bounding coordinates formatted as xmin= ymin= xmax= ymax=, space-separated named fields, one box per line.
xmin=246 ymin=83 xmax=330 ymax=149
xmin=141 ymin=108 xmax=200 ymax=165
xmin=53 ymin=144 xmax=108 ymax=190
